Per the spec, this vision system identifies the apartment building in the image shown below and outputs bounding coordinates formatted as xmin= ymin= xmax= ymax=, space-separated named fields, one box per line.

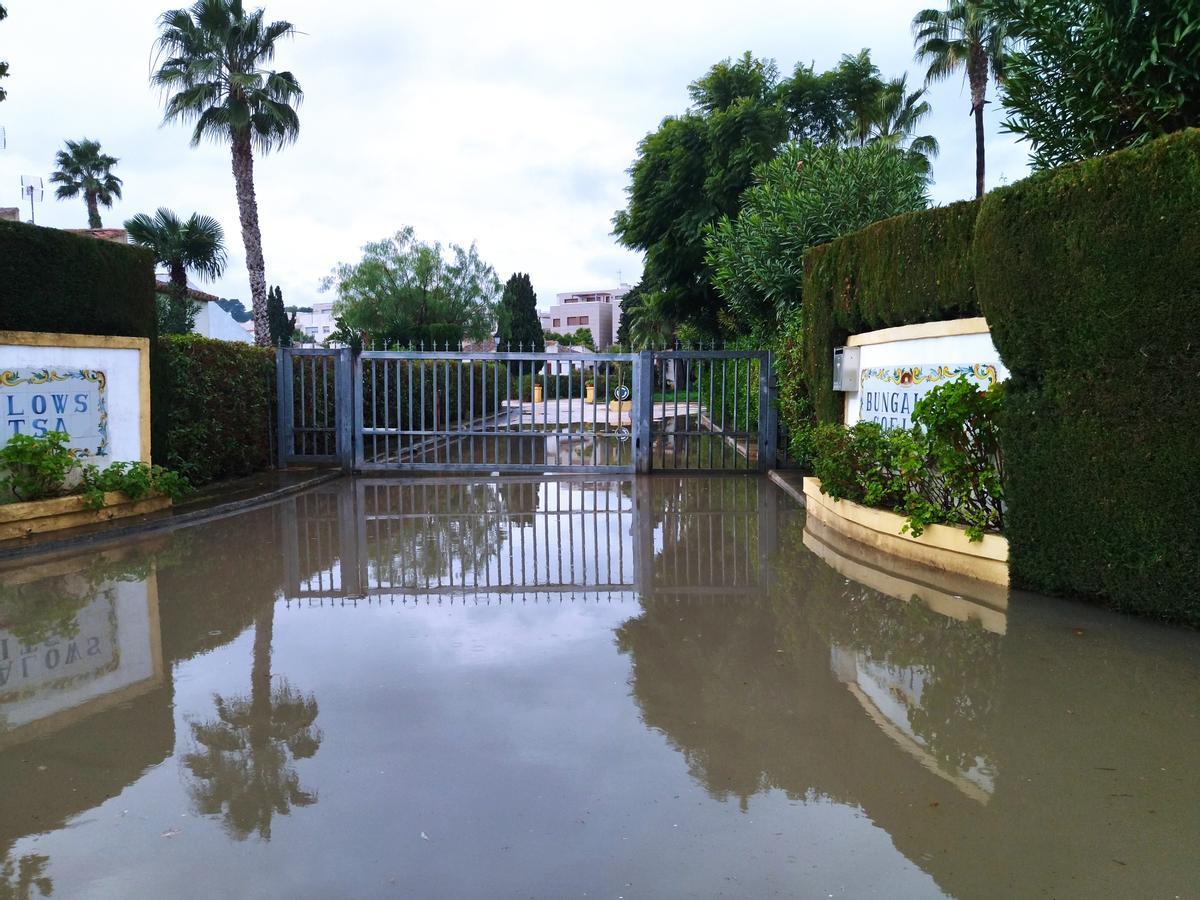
xmin=294 ymin=301 xmax=338 ymax=344
xmin=541 ymin=285 xmax=630 ymax=349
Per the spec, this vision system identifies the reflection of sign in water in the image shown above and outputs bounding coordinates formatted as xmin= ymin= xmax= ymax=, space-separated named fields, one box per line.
xmin=0 ymin=576 xmax=161 ymax=746
xmin=831 ymin=645 xmax=996 ymax=803
xmin=0 ymin=368 xmax=108 ymax=455
xmin=858 ymin=363 xmax=998 ymax=431
xmin=0 ymin=592 xmax=119 ymax=698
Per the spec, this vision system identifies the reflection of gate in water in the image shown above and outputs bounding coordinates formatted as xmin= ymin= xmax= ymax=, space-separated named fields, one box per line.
xmin=280 ymin=478 xmax=779 ymax=604
xmin=276 ymin=348 xmax=778 ymax=474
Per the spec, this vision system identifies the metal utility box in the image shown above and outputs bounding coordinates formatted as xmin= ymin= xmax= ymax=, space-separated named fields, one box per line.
xmin=832 ymin=346 xmax=860 ymax=392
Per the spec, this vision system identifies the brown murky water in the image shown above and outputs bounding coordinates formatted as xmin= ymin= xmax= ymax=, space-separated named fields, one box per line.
xmin=1 ymin=476 xmax=1197 ymax=899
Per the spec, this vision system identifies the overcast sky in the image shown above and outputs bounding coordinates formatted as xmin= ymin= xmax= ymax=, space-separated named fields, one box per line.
xmin=0 ymin=0 xmax=1030 ymax=311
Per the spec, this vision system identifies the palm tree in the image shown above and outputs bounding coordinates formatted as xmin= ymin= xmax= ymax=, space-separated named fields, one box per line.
xmin=152 ymin=0 xmax=302 ymax=347
xmin=49 ymin=138 xmax=123 ymax=228
xmin=912 ymin=2 xmax=1008 ymax=198
xmin=125 ymin=207 xmax=227 ymax=295
xmin=629 ymin=290 xmax=676 ymax=350
xmin=858 ymin=75 xmax=940 ymax=175
xmin=837 ymin=49 xmax=885 ymax=148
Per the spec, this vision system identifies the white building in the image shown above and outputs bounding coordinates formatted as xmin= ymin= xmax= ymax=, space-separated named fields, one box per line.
xmin=541 ymin=285 xmax=631 ymax=350
xmin=293 ymin=301 xmax=337 ymax=345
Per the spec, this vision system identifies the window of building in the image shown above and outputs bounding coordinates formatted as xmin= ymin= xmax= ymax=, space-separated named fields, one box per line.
xmin=552 ymin=318 xmax=560 ymax=327
xmin=578 ymin=315 xmax=589 ymax=325
xmin=566 ymin=316 xmax=580 ymax=326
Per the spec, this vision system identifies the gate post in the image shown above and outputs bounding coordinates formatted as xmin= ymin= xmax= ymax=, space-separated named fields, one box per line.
xmin=275 ymin=347 xmax=293 ymax=470
xmin=351 ymin=349 xmax=365 ymax=471
xmin=632 ymin=351 xmax=653 ymax=474
xmin=758 ymin=351 xmax=778 ymax=471
xmin=335 ymin=347 xmax=354 ymax=473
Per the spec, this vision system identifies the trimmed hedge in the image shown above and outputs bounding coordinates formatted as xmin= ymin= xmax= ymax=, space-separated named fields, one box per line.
xmin=155 ymin=335 xmax=276 ymax=485
xmin=801 ymin=200 xmax=981 ymax=421
xmin=0 ymin=221 xmax=156 ymax=339
xmin=800 ymin=128 xmax=1200 ymax=623
xmin=974 ymin=129 xmax=1200 ymax=622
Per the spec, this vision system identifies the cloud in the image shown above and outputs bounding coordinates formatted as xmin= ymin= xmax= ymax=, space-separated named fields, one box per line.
xmin=0 ymin=0 xmax=1028 ymax=311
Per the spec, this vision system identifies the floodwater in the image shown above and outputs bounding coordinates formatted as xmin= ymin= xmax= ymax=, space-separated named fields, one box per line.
xmin=1 ymin=476 xmax=1197 ymax=899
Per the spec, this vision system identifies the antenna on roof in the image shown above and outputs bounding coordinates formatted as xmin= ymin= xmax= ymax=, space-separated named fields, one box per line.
xmin=20 ymin=175 xmax=43 ymax=224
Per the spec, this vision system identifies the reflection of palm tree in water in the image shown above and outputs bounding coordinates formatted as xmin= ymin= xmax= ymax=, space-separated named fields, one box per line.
xmin=183 ymin=604 xmax=321 ymax=840
xmin=0 ymin=852 xmax=51 ymax=900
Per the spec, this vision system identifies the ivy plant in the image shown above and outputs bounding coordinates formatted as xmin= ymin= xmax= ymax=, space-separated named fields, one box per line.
xmin=811 ymin=377 xmax=1005 ymax=541
xmin=0 ymin=431 xmax=76 ymax=502
xmin=0 ymin=431 xmax=191 ymax=509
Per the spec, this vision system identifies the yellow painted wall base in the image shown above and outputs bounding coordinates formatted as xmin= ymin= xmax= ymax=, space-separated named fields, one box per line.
xmin=803 ymin=476 xmax=1008 ymax=586
xmin=0 ymin=491 xmax=172 ymax=541
xmin=803 ymin=515 xmax=1007 ymax=634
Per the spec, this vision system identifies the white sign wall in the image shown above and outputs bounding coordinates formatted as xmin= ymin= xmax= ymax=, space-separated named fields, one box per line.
xmin=0 ymin=332 xmax=150 ymax=463
xmin=844 ymin=319 xmax=1009 ymax=431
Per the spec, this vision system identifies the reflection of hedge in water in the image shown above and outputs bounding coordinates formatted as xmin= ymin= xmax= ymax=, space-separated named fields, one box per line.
xmin=155 ymin=506 xmax=286 ymax=666
xmin=615 ymin=599 xmax=787 ymax=805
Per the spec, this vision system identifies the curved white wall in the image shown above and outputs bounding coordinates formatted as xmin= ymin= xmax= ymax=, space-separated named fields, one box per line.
xmin=843 ymin=318 xmax=1009 ymax=429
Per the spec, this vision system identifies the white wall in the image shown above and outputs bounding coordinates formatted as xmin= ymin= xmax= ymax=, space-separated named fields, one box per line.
xmin=193 ymin=302 xmax=253 ymax=344
xmin=843 ymin=322 xmax=1009 ymax=429
xmin=0 ymin=341 xmax=146 ymax=462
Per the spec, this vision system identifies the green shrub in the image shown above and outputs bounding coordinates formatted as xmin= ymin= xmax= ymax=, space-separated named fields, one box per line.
xmin=0 ymin=430 xmax=190 ymax=508
xmin=0 ymin=432 xmax=76 ymax=502
xmin=974 ymin=128 xmax=1200 ymax=621
xmin=811 ymin=378 xmax=1005 ymax=541
xmin=773 ymin=308 xmax=815 ymax=466
xmin=801 ymin=200 xmax=981 ymax=421
xmin=693 ymin=338 xmax=761 ymax=435
xmin=155 ymin=335 xmax=276 ymax=485
xmin=78 ymin=460 xmax=191 ymax=510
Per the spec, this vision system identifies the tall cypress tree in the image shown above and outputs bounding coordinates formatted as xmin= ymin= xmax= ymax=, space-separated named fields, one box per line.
xmin=497 ymin=272 xmax=545 ymax=358
xmin=267 ymin=285 xmax=294 ymax=347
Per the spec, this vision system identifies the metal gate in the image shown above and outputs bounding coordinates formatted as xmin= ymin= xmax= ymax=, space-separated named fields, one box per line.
xmin=277 ymin=347 xmax=776 ymax=474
